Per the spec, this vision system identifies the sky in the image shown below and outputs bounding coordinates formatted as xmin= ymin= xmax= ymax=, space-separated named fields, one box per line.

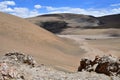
xmin=0 ymin=0 xmax=120 ymax=18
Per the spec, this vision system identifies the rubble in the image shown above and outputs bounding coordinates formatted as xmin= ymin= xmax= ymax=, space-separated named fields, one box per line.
xmin=0 ymin=52 xmax=119 ymax=80
xmin=4 ymin=52 xmax=36 ymax=67
xmin=78 ymin=55 xmax=120 ymax=76
xmin=0 ymin=52 xmax=36 ymax=80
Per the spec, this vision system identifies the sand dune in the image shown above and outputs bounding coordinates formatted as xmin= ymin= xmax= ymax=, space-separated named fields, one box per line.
xmin=0 ymin=12 xmax=86 ymax=72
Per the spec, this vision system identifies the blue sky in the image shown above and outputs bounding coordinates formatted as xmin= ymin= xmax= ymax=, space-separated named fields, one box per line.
xmin=0 ymin=0 xmax=120 ymax=17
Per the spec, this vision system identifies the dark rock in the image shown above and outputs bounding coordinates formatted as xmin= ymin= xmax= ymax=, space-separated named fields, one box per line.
xmin=36 ymin=21 xmax=68 ymax=33
xmin=95 ymin=62 xmax=110 ymax=76
xmin=78 ymin=55 xmax=120 ymax=76
xmin=78 ymin=58 xmax=92 ymax=71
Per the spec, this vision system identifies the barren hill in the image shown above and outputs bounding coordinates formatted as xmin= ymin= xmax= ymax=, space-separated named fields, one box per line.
xmin=97 ymin=14 xmax=120 ymax=28
xmin=0 ymin=12 xmax=85 ymax=72
xmin=27 ymin=13 xmax=100 ymax=33
xmin=27 ymin=13 xmax=120 ymax=35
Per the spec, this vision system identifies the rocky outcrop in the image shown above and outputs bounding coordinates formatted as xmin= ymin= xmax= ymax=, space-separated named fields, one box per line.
xmin=0 ymin=52 xmax=36 ymax=80
xmin=0 ymin=52 xmax=119 ymax=80
xmin=4 ymin=52 xmax=36 ymax=67
xmin=78 ymin=55 xmax=120 ymax=76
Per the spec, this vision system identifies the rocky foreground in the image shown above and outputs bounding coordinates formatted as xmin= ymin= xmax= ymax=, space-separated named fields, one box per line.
xmin=78 ymin=55 xmax=120 ymax=76
xmin=0 ymin=52 xmax=119 ymax=80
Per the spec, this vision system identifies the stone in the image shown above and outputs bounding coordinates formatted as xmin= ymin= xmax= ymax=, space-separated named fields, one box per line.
xmin=78 ymin=55 xmax=120 ymax=76
xmin=4 ymin=52 xmax=36 ymax=67
xmin=0 ymin=52 xmax=119 ymax=80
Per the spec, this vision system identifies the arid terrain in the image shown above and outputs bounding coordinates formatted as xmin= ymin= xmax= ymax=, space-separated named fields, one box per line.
xmin=0 ymin=12 xmax=87 ymax=72
xmin=0 ymin=12 xmax=120 ymax=79
xmin=27 ymin=14 xmax=120 ymax=58
xmin=27 ymin=13 xmax=120 ymax=35
xmin=27 ymin=13 xmax=120 ymax=58
xmin=58 ymin=35 xmax=120 ymax=58
xmin=0 ymin=52 xmax=119 ymax=80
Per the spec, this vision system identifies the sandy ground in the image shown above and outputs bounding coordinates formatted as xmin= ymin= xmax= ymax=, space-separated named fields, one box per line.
xmin=0 ymin=12 xmax=119 ymax=72
xmin=60 ymin=28 xmax=120 ymax=35
xmin=58 ymin=35 xmax=120 ymax=59
xmin=86 ymin=38 xmax=120 ymax=57
xmin=0 ymin=12 xmax=85 ymax=72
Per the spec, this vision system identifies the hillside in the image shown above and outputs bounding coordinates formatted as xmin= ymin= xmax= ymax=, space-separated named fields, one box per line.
xmin=0 ymin=12 xmax=85 ymax=72
xmin=27 ymin=13 xmax=120 ymax=35
xmin=27 ymin=13 xmax=100 ymax=33
xmin=26 ymin=13 xmax=120 ymax=59
xmin=97 ymin=14 xmax=120 ymax=28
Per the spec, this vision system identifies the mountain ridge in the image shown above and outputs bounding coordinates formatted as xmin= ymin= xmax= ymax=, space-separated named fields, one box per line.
xmin=27 ymin=13 xmax=120 ymax=34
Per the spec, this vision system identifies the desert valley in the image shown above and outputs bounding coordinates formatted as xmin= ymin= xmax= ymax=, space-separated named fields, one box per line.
xmin=0 ymin=12 xmax=120 ymax=80
xmin=27 ymin=13 xmax=120 ymax=58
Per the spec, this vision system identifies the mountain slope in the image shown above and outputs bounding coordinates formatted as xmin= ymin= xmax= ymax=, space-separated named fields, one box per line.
xmin=27 ymin=13 xmax=100 ymax=33
xmin=27 ymin=13 xmax=120 ymax=35
xmin=97 ymin=14 xmax=120 ymax=28
xmin=0 ymin=12 xmax=85 ymax=71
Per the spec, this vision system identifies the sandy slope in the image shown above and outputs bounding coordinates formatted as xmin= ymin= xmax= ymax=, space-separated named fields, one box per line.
xmin=86 ymin=38 xmax=120 ymax=57
xmin=60 ymin=28 xmax=120 ymax=35
xmin=27 ymin=13 xmax=100 ymax=33
xmin=27 ymin=13 xmax=120 ymax=35
xmin=58 ymin=35 xmax=120 ymax=59
xmin=0 ymin=12 xmax=86 ymax=72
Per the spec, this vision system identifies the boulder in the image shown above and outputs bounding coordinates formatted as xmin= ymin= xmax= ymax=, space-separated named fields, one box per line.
xmin=0 ymin=52 xmax=37 ymax=80
xmin=4 ymin=52 xmax=36 ymax=67
xmin=78 ymin=55 xmax=120 ymax=76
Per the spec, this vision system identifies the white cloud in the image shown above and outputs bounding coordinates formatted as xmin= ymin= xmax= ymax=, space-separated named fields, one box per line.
xmin=0 ymin=1 xmax=120 ymax=18
xmin=46 ymin=6 xmax=70 ymax=11
xmin=34 ymin=4 xmax=42 ymax=9
xmin=111 ymin=3 xmax=120 ymax=7
xmin=45 ymin=6 xmax=120 ymax=17
xmin=0 ymin=1 xmax=15 ymax=6
xmin=0 ymin=1 xmax=15 ymax=12
xmin=3 ymin=7 xmax=14 ymax=12
xmin=11 ymin=7 xmax=40 ymax=18
xmin=0 ymin=1 xmax=40 ymax=18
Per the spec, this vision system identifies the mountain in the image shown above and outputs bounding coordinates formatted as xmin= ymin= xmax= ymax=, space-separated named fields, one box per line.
xmin=26 ymin=13 xmax=120 ymax=59
xmin=97 ymin=14 xmax=120 ymax=28
xmin=27 ymin=13 xmax=100 ymax=33
xmin=27 ymin=13 xmax=120 ymax=35
xmin=0 ymin=12 xmax=85 ymax=72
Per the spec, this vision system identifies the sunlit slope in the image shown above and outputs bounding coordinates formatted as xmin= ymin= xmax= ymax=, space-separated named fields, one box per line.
xmin=0 ymin=12 xmax=84 ymax=71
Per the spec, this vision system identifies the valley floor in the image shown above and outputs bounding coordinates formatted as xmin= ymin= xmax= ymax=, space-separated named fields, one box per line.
xmin=58 ymin=34 xmax=120 ymax=59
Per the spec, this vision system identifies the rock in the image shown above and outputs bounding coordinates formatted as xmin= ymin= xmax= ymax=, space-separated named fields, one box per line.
xmin=0 ymin=52 xmax=37 ymax=80
xmin=0 ymin=62 xmax=21 ymax=80
xmin=0 ymin=52 xmax=119 ymax=80
xmin=78 ymin=58 xmax=92 ymax=71
xmin=78 ymin=55 xmax=120 ymax=76
xmin=4 ymin=52 xmax=36 ymax=67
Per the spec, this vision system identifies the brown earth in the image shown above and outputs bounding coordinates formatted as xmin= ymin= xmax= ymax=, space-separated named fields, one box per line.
xmin=1 ymin=12 xmax=120 ymax=73
xmin=97 ymin=14 xmax=120 ymax=28
xmin=27 ymin=13 xmax=100 ymax=33
xmin=86 ymin=38 xmax=120 ymax=57
xmin=58 ymin=35 xmax=120 ymax=59
xmin=27 ymin=13 xmax=120 ymax=35
xmin=0 ymin=12 xmax=87 ymax=72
